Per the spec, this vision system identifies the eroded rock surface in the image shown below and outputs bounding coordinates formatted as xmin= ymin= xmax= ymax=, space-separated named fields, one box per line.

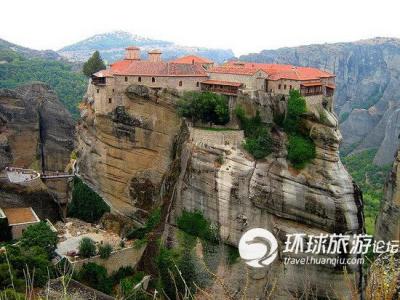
xmin=375 ymin=149 xmax=400 ymax=241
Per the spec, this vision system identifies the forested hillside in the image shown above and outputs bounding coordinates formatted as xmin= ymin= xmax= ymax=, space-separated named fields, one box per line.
xmin=0 ymin=40 xmax=86 ymax=118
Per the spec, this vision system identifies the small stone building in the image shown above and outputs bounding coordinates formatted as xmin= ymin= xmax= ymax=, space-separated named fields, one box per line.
xmin=0 ymin=207 xmax=40 ymax=240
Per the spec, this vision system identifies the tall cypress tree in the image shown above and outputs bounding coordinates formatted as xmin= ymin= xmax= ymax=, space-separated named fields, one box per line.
xmin=82 ymin=51 xmax=106 ymax=77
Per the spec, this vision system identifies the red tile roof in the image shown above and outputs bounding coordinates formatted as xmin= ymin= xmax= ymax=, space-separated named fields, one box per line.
xmin=126 ymin=46 xmax=139 ymax=50
xmin=222 ymin=61 xmax=334 ymax=81
xmin=300 ymin=81 xmax=323 ymax=87
xmin=2 ymin=207 xmax=39 ymax=225
xmin=170 ymin=55 xmax=213 ymax=64
xmin=95 ymin=60 xmax=208 ymax=77
xmin=201 ymin=80 xmax=243 ymax=87
xmin=208 ymin=66 xmax=262 ymax=75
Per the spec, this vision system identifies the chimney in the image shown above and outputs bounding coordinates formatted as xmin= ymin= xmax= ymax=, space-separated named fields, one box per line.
xmin=148 ymin=49 xmax=162 ymax=62
xmin=125 ymin=46 xmax=140 ymax=60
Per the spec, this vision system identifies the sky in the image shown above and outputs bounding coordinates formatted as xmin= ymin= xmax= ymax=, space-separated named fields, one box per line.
xmin=1 ymin=0 xmax=400 ymax=56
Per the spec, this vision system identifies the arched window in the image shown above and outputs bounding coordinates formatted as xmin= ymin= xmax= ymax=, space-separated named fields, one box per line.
xmin=284 ymin=84 xmax=287 ymax=90
xmin=152 ymin=77 xmax=156 ymax=83
xmin=108 ymin=98 xmax=112 ymax=104
xmin=125 ymin=76 xmax=128 ymax=82
xmin=179 ymin=81 xmax=183 ymax=87
xmin=138 ymin=77 xmax=141 ymax=82
xmin=196 ymin=82 xmax=200 ymax=87
xmin=96 ymin=89 xmax=99 ymax=94
xmin=278 ymin=84 xmax=282 ymax=89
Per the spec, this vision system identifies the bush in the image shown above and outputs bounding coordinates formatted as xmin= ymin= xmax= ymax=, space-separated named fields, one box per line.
xmin=1 ymin=246 xmax=52 ymax=287
xmin=20 ymin=221 xmax=58 ymax=257
xmin=98 ymin=243 xmax=113 ymax=259
xmin=110 ymin=266 xmax=135 ymax=285
xmin=120 ymin=272 xmax=147 ymax=300
xmin=287 ymin=134 xmax=316 ymax=169
xmin=235 ymin=107 xmax=272 ymax=159
xmin=79 ymin=237 xmax=96 ymax=258
xmin=177 ymin=92 xmax=229 ymax=125
xmin=126 ymin=208 xmax=161 ymax=240
xmin=68 ymin=177 xmax=110 ymax=223
xmin=283 ymin=89 xmax=307 ymax=134
xmin=176 ymin=210 xmax=218 ymax=242
xmin=78 ymin=262 xmax=112 ymax=294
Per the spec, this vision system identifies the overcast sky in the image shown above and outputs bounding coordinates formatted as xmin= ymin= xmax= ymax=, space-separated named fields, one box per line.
xmin=1 ymin=0 xmax=400 ymax=56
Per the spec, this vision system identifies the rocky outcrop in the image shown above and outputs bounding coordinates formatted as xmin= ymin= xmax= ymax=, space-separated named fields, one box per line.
xmin=76 ymin=88 xmax=363 ymax=298
xmin=375 ymin=149 xmax=400 ymax=241
xmin=0 ymin=83 xmax=74 ymax=171
xmin=76 ymin=88 xmax=182 ymax=218
xmin=0 ymin=83 xmax=74 ymax=217
xmin=171 ymin=93 xmax=363 ymax=299
xmin=240 ymin=38 xmax=400 ymax=164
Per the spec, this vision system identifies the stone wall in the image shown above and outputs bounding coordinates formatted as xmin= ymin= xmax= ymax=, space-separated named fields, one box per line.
xmin=71 ymin=246 xmax=145 ymax=274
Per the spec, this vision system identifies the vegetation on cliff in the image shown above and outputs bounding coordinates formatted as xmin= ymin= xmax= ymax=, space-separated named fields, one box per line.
xmin=283 ymin=90 xmax=316 ymax=169
xmin=68 ymin=177 xmax=110 ymax=223
xmin=0 ymin=222 xmax=57 ymax=290
xmin=0 ymin=50 xmax=86 ymax=118
xmin=342 ymin=149 xmax=391 ymax=233
xmin=82 ymin=51 xmax=106 ymax=77
xmin=177 ymin=91 xmax=229 ymax=125
xmin=235 ymin=107 xmax=273 ymax=159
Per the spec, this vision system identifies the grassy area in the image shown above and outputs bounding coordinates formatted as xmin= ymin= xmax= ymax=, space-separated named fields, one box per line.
xmin=342 ymin=149 xmax=391 ymax=234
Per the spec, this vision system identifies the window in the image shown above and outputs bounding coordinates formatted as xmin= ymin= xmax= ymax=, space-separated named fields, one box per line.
xmin=112 ymin=89 xmax=114 ymax=93
xmin=289 ymin=85 xmax=292 ymax=90
xmin=152 ymin=77 xmax=156 ymax=83
xmin=278 ymin=84 xmax=281 ymax=89
xmin=108 ymin=98 xmax=112 ymax=104
xmin=138 ymin=76 xmax=141 ymax=82
xmin=125 ymin=76 xmax=128 ymax=82
xmin=179 ymin=81 xmax=182 ymax=87
xmin=284 ymin=84 xmax=287 ymax=90
xmin=196 ymin=82 xmax=200 ymax=87
xmin=97 ymin=89 xmax=99 ymax=93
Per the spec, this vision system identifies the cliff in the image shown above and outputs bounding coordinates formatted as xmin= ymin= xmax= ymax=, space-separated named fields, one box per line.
xmin=0 ymin=83 xmax=75 ymax=218
xmin=375 ymin=149 xmax=400 ymax=241
xmin=240 ymin=37 xmax=400 ymax=165
xmin=76 ymin=87 xmax=363 ymax=298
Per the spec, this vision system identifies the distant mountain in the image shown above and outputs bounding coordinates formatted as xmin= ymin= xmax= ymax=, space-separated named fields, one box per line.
xmin=240 ymin=37 xmax=400 ymax=166
xmin=58 ymin=31 xmax=235 ymax=63
xmin=0 ymin=38 xmax=86 ymax=118
xmin=0 ymin=38 xmax=63 ymax=61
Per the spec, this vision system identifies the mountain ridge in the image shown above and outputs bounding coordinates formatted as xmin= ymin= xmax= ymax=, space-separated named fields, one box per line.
xmin=57 ymin=30 xmax=235 ymax=63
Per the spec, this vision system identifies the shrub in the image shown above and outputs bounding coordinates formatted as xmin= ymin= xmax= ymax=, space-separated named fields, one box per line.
xmin=177 ymin=92 xmax=229 ymax=125
xmin=68 ymin=177 xmax=110 ymax=223
xmin=110 ymin=266 xmax=135 ymax=285
xmin=1 ymin=246 xmax=52 ymax=287
xmin=156 ymin=246 xmax=178 ymax=299
xmin=126 ymin=208 xmax=161 ymax=240
xmin=287 ymin=134 xmax=316 ymax=169
xmin=79 ymin=237 xmax=96 ymax=258
xmin=176 ymin=210 xmax=218 ymax=242
xmin=78 ymin=262 xmax=112 ymax=294
xmin=120 ymin=272 xmax=147 ymax=300
xmin=98 ymin=243 xmax=113 ymax=259
xmin=235 ymin=107 xmax=272 ymax=159
xmin=0 ymin=289 xmax=25 ymax=300
xmin=20 ymin=221 xmax=58 ymax=257
xmin=283 ymin=89 xmax=307 ymax=134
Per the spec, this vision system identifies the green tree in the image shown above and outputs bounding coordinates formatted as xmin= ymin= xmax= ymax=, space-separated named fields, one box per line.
xmin=20 ymin=222 xmax=58 ymax=257
xmin=77 ymin=262 xmax=112 ymax=294
xmin=177 ymin=92 xmax=229 ymax=125
xmin=287 ymin=134 xmax=316 ymax=169
xmin=79 ymin=237 xmax=97 ymax=258
xmin=68 ymin=177 xmax=110 ymax=223
xmin=82 ymin=51 xmax=106 ymax=77
xmin=98 ymin=243 xmax=112 ymax=259
xmin=283 ymin=89 xmax=307 ymax=134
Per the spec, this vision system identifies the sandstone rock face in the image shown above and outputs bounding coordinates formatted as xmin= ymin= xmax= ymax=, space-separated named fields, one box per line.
xmin=173 ymin=95 xmax=363 ymax=298
xmin=0 ymin=83 xmax=74 ymax=219
xmin=0 ymin=83 xmax=74 ymax=171
xmin=76 ymin=89 xmax=181 ymax=217
xmin=77 ymin=87 xmax=363 ymax=298
xmin=240 ymin=38 xmax=400 ymax=164
xmin=375 ymin=150 xmax=400 ymax=241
